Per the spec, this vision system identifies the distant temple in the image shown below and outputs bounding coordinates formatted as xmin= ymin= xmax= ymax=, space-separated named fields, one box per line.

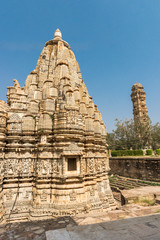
xmin=0 ymin=29 xmax=115 ymax=223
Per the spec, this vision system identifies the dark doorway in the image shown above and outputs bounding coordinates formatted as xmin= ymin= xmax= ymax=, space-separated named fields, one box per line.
xmin=68 ymin=158 xmax=77 ymax=171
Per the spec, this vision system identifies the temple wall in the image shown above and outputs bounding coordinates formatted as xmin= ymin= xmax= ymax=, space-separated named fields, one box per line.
xmin=0 ymin=159 xmax=4 ymax=223
xmin=109 ymin=157 xmax=160 ymax=181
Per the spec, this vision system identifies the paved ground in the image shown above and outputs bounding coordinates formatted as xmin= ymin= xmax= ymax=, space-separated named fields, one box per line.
xmin=46 ymin=214 xmax=160 ymax=240
xmin=0 ymin=204 xmax=160 ymax=240
xmin=0 ymin=216 xmax=76 ymax=240
xmin=1 ymin=185 xmax=160 ymax=240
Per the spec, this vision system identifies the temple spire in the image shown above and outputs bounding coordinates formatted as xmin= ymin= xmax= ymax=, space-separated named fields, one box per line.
xmin=54 ymin=28 xmax=62 ymax=39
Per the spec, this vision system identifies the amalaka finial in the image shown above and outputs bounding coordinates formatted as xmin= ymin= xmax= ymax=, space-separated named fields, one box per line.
xmin=54 ymin=29 xmax=62 ymax=39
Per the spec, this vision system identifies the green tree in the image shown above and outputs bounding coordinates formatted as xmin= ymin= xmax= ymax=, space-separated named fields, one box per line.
xmin=134 ymin=117 xmax=152 ymax=149
xmin=150 ymin=122 xmax=160 ymax=150
xmin=107 ymin=118 xmax=153 ymax=150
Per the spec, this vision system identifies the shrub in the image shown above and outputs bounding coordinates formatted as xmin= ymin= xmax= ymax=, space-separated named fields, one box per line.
xmin=111 ymin=150 xmax=143 ymax=156
xmin=146 ymin=149 xmax=152 ymax=155
xmin=134 ymin=150 xmax=143 ymax=156
xmin=156 ymin=149 xmax=160 ymax=155
xmin=117 ymin=150 xmax=133 ymax=156
xmin=111 ymin=150 xmax=118 ymax=157
xmin=117 ymin=150 xmax=143 ymax=156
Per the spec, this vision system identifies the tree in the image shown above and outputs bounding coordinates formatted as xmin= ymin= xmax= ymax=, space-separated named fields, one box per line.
xmin=150 ymin=122 xmax=160 ymax=150
xmin=107 ymin=118 xmax=154 ymax=150
xmin=107 ymin=119 xmax=137 ymax=150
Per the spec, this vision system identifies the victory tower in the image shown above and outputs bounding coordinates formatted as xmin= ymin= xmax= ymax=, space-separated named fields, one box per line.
xmin=131 ymin=83 xmax=149 ymax=126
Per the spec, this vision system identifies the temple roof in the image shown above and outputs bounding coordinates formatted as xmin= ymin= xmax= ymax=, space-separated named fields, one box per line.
xmin=45 ymin=28 xmax=70 ymax=48
xmin=54 ymin=28 xmax=62 ymax=39
xmin=0 ymin=100 xmax=9 ymax=113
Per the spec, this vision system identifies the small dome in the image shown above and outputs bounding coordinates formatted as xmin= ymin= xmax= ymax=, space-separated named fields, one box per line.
xmin=54 ymin=29 xmax=62 ymax=39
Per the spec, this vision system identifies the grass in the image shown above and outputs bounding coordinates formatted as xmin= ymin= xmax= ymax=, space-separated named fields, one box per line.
xmin=139 ymin=180 xmax=160 ymax=186
xmin=133 ymin=198 xmax=155 ymax=206
xmin=155 ymin=209 xmax=160 ymax=213
xmin=142 ymin=199 xmax=155 ymax=206
xmin=109 ymin=176 xmax=118 ymax=182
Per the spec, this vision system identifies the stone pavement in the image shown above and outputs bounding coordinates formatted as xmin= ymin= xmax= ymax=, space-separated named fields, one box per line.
xmin=0 ymin=204 xmax=160 ymax=239
xmin=46 ymin=214 xmax=160 ymax=240
xmin=0 ymin=216 xmax=76 ymax=240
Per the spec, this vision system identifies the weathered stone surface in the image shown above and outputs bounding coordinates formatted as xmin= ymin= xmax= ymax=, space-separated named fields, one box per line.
xmin=0 ymin=29 xmax=116 ymax=223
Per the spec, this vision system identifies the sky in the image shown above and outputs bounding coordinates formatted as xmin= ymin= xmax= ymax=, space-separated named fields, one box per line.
xmin=0 ymin=0 xmax=160 ymax=132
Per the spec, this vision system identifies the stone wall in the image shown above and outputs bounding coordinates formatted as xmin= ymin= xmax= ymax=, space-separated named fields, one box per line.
xmin=109 ymin=157 xmax=160 ymax=181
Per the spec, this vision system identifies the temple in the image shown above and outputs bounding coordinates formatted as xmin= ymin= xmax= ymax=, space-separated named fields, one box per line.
xmin=0 ymin=29 xmax=115 ymax=223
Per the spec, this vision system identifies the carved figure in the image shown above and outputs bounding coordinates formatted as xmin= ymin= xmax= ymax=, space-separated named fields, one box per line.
xmin=13 ymin=79 xmax=20 ymax=88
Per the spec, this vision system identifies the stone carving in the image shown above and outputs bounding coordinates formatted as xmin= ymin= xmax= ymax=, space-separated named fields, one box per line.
xmin=0 ymin=29 xmax=115 ymax=223
xmin=40 ymin=190 xmax=48 ymax=202
xmin=13 ymin=79 xmax=20 ymax=88
xmin=23 ymin=191 xmax=30 ymax=200
xmin=102 ymin=159 xmax=106 ymax=171
xmin=87 ymin=158 xmax=94 ymax=173
xmin=95 ymin=159 xmax=101 ymax=172
xmin=5 ymin=159 xmax=18 ymax=175
xmin=90 ymin=187 xmax=95 ymax=196
xmin=0 ymin=117 xmax=6 ymax=125
xmin=53 ymin=160 xmax=59 ymax=174
xmin=21 ymin=159 xmax=31 ymax=174
xmin=9 ymin=113 xmax=21 ymax=121
xmin=70 ymin=191 xmax=76 ymax=201
xmin=6 ymin=190 xmax=13 ymax=201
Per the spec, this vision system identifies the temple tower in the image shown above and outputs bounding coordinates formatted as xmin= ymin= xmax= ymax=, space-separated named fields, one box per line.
xmin=0 ymin=29 xmax=116 ymax=223
xmin=131 ymin=83 xmax=151 ymax=148
xmin=131 ymin=83 xmax=149 ymax=126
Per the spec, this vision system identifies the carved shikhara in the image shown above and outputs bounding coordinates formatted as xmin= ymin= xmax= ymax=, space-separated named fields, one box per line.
xmin=0 ymin=29 xmax=116 ymax=223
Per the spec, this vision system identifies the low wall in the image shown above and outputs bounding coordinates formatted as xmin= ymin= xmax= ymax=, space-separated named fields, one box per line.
xmin=109 ymin=157 xmax=160 ymax=181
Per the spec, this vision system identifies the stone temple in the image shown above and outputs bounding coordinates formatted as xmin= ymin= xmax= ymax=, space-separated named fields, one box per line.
xmin=0 ymin=29 xmax=115 ymax=223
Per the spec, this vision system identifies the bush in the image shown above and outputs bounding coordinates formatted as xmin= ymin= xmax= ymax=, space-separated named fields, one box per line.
xmin=133 ymin=150 xmax=143 ymax=156
xmin=117 ymin=150 xmax=133 ymax=156
xmin=117 ymin=150 xmax=143 ymax=156
xmin=111 ymin=150 xmax=143 ymax=157
xmin=146 ymin=149 xmax=152 ymax=155
xmin=111 ymin=150 xmax=118 ymax=157
xmin=156 ymin=149 xmax=160 ymax=155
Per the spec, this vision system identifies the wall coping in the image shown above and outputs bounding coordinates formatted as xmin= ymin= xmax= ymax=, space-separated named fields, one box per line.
xmin=110 ymin=157 xmax=160 ymax=160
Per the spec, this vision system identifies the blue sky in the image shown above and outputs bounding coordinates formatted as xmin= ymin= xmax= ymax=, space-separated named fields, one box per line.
xmin=0 ymin=0 xmax=160 ymax=132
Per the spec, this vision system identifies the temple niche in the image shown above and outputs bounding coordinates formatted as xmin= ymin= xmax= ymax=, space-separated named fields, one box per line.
xmin=0 ymin=29 xmax=116 ymax=223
